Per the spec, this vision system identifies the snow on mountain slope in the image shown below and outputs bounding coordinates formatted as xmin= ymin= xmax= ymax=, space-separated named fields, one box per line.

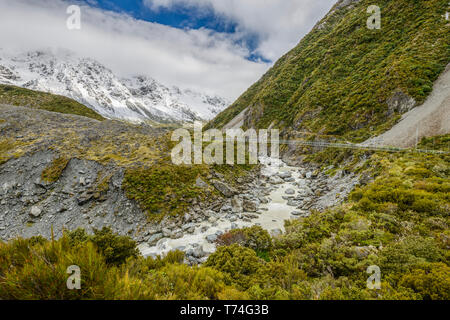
xmin=0 ymin=49 xmax=229 ymax=123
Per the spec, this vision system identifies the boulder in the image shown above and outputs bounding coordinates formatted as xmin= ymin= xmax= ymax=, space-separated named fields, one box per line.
xmin=172 ymin=231 xmax=183 ymax=239
xmin=231 ymin=196 xmax=243 ymax=212
xmin=184 ymin=213 xmax=192 ymax=222
xmin=192 ymin=247 xmax=206 ymax=258
xmin=206 ymin=234 xmax=218 ymax=243
xmin=162 ymin=228 xmax=173 ymax=237
xmin=208 ymin=216 xmax=218 ymax=223
xmin=182 ymin=223 xmax=195 ymax=231
xmin=258 ymin=196 xmax=269 ymax=204
xmin=212 ymin=180 xmax=236 ymax=197
xmin=287 ymin=199 xmax=299 ymax=207
xmin=270 ymin=229 xmax=282 ymax=237
xmin=269 ymin=176 xmax=283 ymax=185
xmin=221 ymin=204 xmax=232 ymax=212
xmin=79 ymin=176 xmax=87 ymax=186
xmin=148 ymin=233 xmax=163 ymax=245
xmin=243 ymin=200 xmax=258 ymax=212
xmin=285 ymin=189 xmax=295 ymax=195
xmin=195 ymin=177 xmax=208 ymax=188
xmin=29 ymin=206 xmax=42 ymax=217
xmin=278 ymin=171 xmax=292 ymax=179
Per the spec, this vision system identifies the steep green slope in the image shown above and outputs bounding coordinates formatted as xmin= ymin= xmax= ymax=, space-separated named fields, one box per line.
xmin=0 ymin=84 xmax=105 ymax=121
xmin=210 ymin=0 xmax=449 ymax=142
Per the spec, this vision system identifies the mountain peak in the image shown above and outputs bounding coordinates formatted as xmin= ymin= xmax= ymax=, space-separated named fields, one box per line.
xmin=0 ymin=48 xmax=229 ymax=123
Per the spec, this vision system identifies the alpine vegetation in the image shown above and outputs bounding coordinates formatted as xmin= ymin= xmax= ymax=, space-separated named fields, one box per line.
xmin=0 ymin=0 xmax=448 ymax=304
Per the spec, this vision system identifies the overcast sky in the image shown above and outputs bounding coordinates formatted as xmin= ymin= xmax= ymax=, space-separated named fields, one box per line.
xmin=0 ymin=0 xmax=336 ymax=100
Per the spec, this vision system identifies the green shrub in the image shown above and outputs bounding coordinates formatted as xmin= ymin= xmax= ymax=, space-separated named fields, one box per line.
xmin=90 ymin=227 xmax=139 ymax=266
xmin=41 ymin=156 xmax=69 ymax=183
xmin=398 ymin=263 xmax=450 ymax=300
xmin=379 ymin=236 xmax=443 ymax=274
xmin=205 ymin=244 xmax=264 ymax=290
xmin=217 ymin=226 xmax=272 ymax=253
xmin=0 ymin=236 xmax=109 ymax=299
xmin=210 ymin=0 xmax=449 ymax=143
xmin=123 ymin=164 xmax=210 ymax=220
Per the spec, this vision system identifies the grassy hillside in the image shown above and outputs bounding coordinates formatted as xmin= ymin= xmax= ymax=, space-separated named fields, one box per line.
xmin=210 ymin=0 xmax=449 ymax=142
xmin=0 ymin=84 xmax=105 ymax=121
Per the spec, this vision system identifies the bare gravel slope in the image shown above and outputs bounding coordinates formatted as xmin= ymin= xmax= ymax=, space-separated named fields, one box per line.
xmin=365 ymin=64 xmax=450 ymax=148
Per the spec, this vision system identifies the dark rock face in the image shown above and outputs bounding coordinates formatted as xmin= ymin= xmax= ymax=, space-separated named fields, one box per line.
xmin=0 ymin=151 xmax=152 ymax=242
xmin=386 ymin=90 xmax=416 ymax=115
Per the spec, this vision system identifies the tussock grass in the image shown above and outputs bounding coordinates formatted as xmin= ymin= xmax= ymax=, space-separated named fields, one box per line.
xmin=41 ymin=156 xmax=69 ymax=183
xmin=0 ymin=84 xmax=105 ymax=121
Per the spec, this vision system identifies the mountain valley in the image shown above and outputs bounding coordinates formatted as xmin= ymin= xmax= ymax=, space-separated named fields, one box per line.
xmin=0 ymin=0 xmax=448 ymax=300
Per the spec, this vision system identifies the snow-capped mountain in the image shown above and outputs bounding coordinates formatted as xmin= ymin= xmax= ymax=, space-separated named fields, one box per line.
xmin=0 ymin=49 xmax=229 ymax=122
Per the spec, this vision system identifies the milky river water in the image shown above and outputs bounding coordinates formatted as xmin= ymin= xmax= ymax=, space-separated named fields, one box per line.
xmin=138 ymin=158 xmax=302 ymax=259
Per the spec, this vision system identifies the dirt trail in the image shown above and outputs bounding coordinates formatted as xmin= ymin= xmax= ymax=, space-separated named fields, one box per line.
xmin=366 ymin=64 xmax=450 ymax=148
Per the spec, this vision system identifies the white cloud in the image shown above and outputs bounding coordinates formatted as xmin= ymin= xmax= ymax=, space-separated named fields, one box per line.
xmin=0 ymin=0 xmax=335 ymax=100
xmin=144 ymin=0 xmax=336 ymax=61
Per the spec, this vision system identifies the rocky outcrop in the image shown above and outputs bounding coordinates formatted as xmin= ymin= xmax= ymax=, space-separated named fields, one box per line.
xmin=211 ymin=180 xmax=236 ymax=198
xmin=0 ymin=151 xmax=152 ymax=241
xmin=386 ymin=90 xmax=416 ymax=115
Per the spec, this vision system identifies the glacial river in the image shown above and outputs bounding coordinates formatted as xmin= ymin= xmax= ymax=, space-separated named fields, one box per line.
xmin=138 ymin=158 xmax=303 ymax=259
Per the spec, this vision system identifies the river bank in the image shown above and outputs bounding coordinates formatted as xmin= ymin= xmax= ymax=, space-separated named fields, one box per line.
xmin=138 ymin=157 xmax=361 ymax=264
